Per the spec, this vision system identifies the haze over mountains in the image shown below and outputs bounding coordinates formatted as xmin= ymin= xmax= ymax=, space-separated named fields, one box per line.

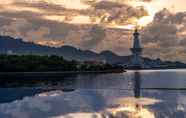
xmin=0 ymin=36 xmax=131 ymax=64
xmin=0 ymin=35 xmax=186 ymax=68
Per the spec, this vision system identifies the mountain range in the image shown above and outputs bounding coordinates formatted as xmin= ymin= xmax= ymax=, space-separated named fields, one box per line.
xmin=0 ymin=36 xmax=131 ymax=64
xmin=0 ymin=35 xmax=186 ymax=68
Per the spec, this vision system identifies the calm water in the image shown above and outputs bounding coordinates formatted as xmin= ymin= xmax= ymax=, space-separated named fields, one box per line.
xmin=0 ymin=70 xmax=186 ymax=118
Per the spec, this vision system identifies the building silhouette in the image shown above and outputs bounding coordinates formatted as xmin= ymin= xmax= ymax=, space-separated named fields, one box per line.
xmin=130 ymin=28 xmax=143 ymax=68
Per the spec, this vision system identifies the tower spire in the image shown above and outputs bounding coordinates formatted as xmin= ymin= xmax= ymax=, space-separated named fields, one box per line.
xmin=135 ymin=26 xmax=138 ymax=33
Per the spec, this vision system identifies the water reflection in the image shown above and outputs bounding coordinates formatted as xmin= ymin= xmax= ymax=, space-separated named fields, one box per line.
xmin=134 ymin=72 xmax=141 ymax=98
xmin=1 ymin=70 xmax=186 ymax=117
xmin=103 ymin=71 xmax=157 ymax=118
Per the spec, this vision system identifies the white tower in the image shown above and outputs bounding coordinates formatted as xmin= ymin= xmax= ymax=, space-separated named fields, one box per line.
xmin=130 ymin=29 xmax=143 ymax=68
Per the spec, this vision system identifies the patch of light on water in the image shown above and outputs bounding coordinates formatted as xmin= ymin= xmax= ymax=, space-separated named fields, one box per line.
xmin=126 ymin=69 xmax=186 ymax=73
xmin=38 ymin=90 xmax=63 ymax=97
xmin=50 ymin=96 xmax=160 ymax=118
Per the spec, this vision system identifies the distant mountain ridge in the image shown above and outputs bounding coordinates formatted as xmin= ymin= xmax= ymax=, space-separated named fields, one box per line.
xmin=0 ymin=36 xmax=128 ymax=64
xmin=0 ymin=35 xmax=186 ymax=68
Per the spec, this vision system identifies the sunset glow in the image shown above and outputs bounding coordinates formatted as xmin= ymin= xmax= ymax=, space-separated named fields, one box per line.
xmin=1 ymin=0 xmax=184 ymax=28
xmin=1 ymin=0 xmax=186 ymax=61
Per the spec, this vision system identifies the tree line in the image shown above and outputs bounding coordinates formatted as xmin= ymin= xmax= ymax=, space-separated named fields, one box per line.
xmin=0 ymin=55 xmax=124 ymax=72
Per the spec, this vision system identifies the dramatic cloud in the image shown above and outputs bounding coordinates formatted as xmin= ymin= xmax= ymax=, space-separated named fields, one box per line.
xmin=80 ymin=25 xmax=106 ymax=50
xmin=142 ymin=9 xmax=186 ymax=62
xmin=0 ymin=0 xmax=149 ymax=50
xmin=80 ymin=0 xmax=148 ymax=26
xmin=1 ymin=0 xmax=186 ymax=62
xmin=140 ymin=0 xmax=153 ymax=2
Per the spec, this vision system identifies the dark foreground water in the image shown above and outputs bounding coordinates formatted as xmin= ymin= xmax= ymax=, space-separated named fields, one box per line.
xmin=1 ymin=70 xmax=186 ymax=118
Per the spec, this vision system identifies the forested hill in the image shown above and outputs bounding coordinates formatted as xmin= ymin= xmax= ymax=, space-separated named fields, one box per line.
xmin=0 ymin=36 xmax=130 ymax=64
xmin=0 ymin=35 xmax=186 ymax=69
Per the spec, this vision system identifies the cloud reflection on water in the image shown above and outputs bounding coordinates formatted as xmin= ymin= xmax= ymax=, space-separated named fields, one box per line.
xmin=0 ymin=89 xmax=161 ymax=118
xmin=1 ymin=70 xmax=186 ymax=117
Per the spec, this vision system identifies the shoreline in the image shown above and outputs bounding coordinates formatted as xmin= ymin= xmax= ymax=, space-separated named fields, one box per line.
xmin=1 ymin=69 xmax=186 ymax=79
xmin=1 ymin=68 xmax=186 ymax=75
xmin=126 ymin=68 xmax=186 ymax=70
xmin=0 ymin=70 xmax=125 ymax=74
xmin=0 ymin=70 xmax=126 ymax=79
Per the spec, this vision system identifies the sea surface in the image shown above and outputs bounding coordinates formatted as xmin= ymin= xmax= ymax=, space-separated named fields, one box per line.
xmin=0 ymin=69 xmax=186 ymax=118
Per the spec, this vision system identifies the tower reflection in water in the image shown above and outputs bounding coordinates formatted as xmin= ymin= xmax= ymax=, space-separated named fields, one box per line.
xmin=133 ymin=71 xmax=141 ymax=98
xmin=105 ymin=71 xmax=157 ymax=118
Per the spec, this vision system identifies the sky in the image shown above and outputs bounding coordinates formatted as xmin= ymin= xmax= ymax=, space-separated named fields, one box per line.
xmin=1 ymin=0 xmax=186 ymax=62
